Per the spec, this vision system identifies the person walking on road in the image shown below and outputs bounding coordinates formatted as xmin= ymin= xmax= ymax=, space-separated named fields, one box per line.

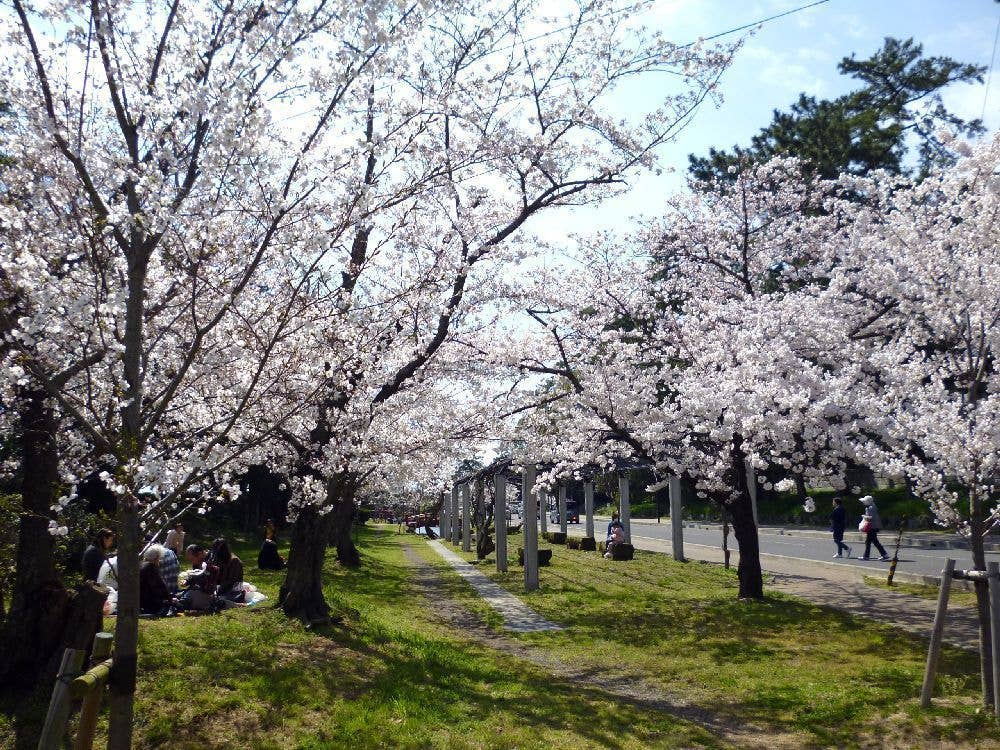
xmin=859 ymin=495 xmax=889 ymax=561
xmin=830 ymin=497 xmax=852 ymax=558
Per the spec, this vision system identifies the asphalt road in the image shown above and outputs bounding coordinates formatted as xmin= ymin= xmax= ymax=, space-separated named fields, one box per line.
xmin=626 ymin=520 xmax=1000 ymax=578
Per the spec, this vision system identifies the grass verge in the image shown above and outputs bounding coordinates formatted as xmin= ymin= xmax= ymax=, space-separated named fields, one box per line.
xmin=435 ymin=531 xmax=998 ymax=748
xmin=863 ymin=575 xmax=979 ymax=608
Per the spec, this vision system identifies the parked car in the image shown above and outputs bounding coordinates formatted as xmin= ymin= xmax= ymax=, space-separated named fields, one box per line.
xmin=549 ymin=502 xmax=581 ymax=524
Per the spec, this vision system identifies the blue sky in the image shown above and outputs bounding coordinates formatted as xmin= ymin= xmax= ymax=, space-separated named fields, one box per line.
xmin=554 ymin=0 xmax=1000 ymax=235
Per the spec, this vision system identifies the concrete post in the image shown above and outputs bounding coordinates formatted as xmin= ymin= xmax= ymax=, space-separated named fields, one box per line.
xmin=558 ymin=485 xmax=568 ymax=534
xmin=451 ymin=485 xmax=461 ymax=545
xmin=619 ymin=472 xmax=631 ymax=545
xmin=439 ymin=490 xmax=450 ymax=541
xmin=745 ymin=460 xmax=759 ymax=527
xmin=461 ymin=482 xmax=471 ymax=552
xmin=669 ymin=476 xmax=684 ymax=561
xmin=989 ymin=561 xmax=1000 ymax=718
xmin=495 ymin=474 xmax=508 ymax=572
xmin=539 ymin=490 xmax=548 ymax=533
xmin=584 ymin=481 xmax=595 ymax=540
xmin=522 ymin=465 xmax=539 ymax=591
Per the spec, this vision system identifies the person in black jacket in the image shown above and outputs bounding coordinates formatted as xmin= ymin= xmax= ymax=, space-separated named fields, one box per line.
xmin=830 ymin=497 xmax=852 ymax=558
xmin=82 ymin=529 xmax=115 ymax=581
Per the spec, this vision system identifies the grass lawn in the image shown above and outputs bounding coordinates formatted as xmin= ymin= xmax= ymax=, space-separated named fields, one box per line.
xmin=1 ymin=527 xmax=720 ymax=750
xmin=431 ymin=531 xmax=999 ymax=748
xmin=863 ymin=575 xmax=980 ymax=608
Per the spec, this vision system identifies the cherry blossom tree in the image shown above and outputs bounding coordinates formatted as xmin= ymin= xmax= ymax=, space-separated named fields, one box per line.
xmin=256 ymin=0 xmax=737 ymax=620
xmin=833 ymin=134 xmax=1000 ymax=705
xmin=510 ymin=157 xmax=864 ymax=598
xmin=0 ymin=0 xmax=446 ymax=743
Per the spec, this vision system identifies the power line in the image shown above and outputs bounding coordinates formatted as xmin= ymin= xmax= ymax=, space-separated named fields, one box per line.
xmin=695 ymin=0 xmax=831 ymax=46
xmin=983 ymin=11 xmax=1000 ymax=122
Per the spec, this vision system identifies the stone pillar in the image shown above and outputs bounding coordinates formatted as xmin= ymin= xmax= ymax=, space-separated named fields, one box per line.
xmin=669 ymin=475 xmax=684 ymax=561
xmin=619 ymin=472 xmax=632 ymax=545
xmin=584 ymin=481 xmax=595 ymax=540
xmin=461 ymin=482 xmax=472 ymax=552
xmin=451 ymin=485 xmax=461 ymax=545
xmin=522 ymin=465 xmax=539 ymax=591
xmin=539 ymin=489 xmax=548 ymax=533
xmin=440 ymin=490 xmax=450 ymax=541
xmin=558 ymin=484 xmax=568 ymax=534
xmin=495 ymin=474 xmax=508 ymax=573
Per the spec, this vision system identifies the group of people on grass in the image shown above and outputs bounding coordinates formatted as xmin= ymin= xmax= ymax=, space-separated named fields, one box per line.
xmin=82 ymin=521 xmax=272 ymax=617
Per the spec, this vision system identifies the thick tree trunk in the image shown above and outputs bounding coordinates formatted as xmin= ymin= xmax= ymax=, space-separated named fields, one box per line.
xmin=794 ymin=475 xmax=808 ymax=504
xmin=279 ymin=505 xmax=334 ymax=624
xmin=0 ymin=390 xmax=62 ymax=688
xmin=730 ymin=439 xmax=764 ymax=600
xmin=329 ymin=479 xmax=360 ymax=568
xmin=969 ymin=486 xmax=994 ymax=708
xmin=108 ymin=500 xmax=140 ymax=750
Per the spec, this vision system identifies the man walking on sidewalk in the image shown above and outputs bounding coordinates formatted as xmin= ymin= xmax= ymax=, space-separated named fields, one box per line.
xmin=831 ymin=497 xmax=852 ymax=558
xmin=859 ymin=495 xmax=890 ymax=561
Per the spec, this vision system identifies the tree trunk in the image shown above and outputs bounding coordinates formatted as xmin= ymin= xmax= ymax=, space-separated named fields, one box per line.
xmin=279 ymin=505 xmax=334 ymax=624
xmin=107 ymin=499 xmax=140 ymax=750
xmin=969 ymin=486 xmax=994 ymax=708
xmin=730 ymin=438 xmax=764 ymax=600
xmin=329 ymin=479 xmax=360 ymax=568
xmin=794 ymin=475 xmax=808 ymax=504
xmin=0 ymin=389 xmax=62 ymax=688
xmin=474 ymin=479 xmax=494 ymax=560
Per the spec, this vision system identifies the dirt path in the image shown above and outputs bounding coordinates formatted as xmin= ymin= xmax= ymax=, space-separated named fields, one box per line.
xmin=401 ymin=541 xmax=804 ymax=749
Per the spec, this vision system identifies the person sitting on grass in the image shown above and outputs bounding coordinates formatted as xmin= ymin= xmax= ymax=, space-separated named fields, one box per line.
xmin=158 ymin=543 xmax=181 ymax=593
xmin=82 ymin=528 xmax=115 ymax=582
xmin=182 ymin=544 xmax=220 ymax=611
xmin=606 ymin=513 xmax=623 ymax=545
xmin=211 ymin=537 xmax=245 ymax=602
xmin=604 ymin=523 xmax=625 ymax=559
xmin=139 ymin=545 xmax=175 ymax=616
xmin=258 ymin=537 xmax=285 ymax=570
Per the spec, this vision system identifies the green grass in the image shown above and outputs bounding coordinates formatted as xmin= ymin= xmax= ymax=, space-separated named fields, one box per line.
xmin=439 ymin=532 xmax=998 ymax=748
xmin=1 ymin=527 xmax=719 ymax=749
xmin=5 ymin=526 xmax=996 ymax=749
xmin=863 ymin=575 xmax=979 ymax=608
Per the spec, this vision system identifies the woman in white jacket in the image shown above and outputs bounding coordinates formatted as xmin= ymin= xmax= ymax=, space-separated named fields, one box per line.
xmin=859 ymin=496 xmax=890 ymax=561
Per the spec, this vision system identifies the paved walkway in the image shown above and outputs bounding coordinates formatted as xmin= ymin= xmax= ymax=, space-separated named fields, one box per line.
xmin=619 ymin=533 xmax=981 ymax=650
xmin=425 ymin=539 xmax=561 ymax=633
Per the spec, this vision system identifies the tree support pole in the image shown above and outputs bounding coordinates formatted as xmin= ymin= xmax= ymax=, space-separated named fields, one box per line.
xmin=921 ymin=558 xmax=955 ymax=708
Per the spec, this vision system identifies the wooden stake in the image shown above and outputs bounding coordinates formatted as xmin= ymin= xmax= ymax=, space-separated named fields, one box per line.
xmin=921 ymin=558 xmax=955 ymax=708
xmin=887 ymin=520 xmax=906 ymax=586
xmin=38 ymin=647 xmax=86 ymax=750
xmin=73 ymin=632 xmax=115 ymax=750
